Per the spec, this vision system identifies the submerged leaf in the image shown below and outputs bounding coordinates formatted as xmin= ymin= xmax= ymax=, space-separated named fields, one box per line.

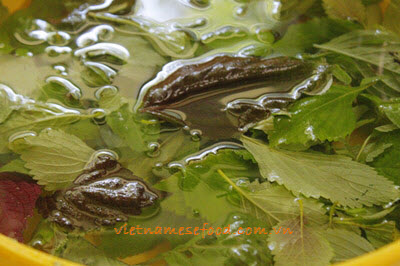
xmin=0 ymin=177 xmax=41 ymax=242
xmin=325 ymin=228 xmax=374 ymax=262
xmin=155 ymin=150 xmax=258 ymax=222
xmin=322 ymin=0 xmax=366 ymax=25
xmin=268 ymin=218 xmax=333 ymax=266
xmin=218 ymin=172 xmax=328 ymax=227
xmin=370 ymin=130 xmax=400 ymax=185
xmin=58 ymin=237 xmax=127 ymax=266
xmin=242 ymin=136 xmax=398 ymax=208
xmin=10 ymin=129 xmax=95 ymax=190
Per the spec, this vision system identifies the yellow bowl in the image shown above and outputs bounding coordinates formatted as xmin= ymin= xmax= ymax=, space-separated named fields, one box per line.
xmin=0 ymin=233 xmax=399 ymax=266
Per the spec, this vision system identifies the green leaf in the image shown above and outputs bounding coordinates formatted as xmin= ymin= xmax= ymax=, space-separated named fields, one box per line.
xmin=380 ymin=99 xmax=400 ymax=127
xmin=315 ymin=30 xmax=400 ymax=74
xmin=95 ymin=207 xmax=203 ymax=258
xmin=268 ymin=84 xmax=367 ymax=147
xmin=382 ymin=0 xmax=400 ymax=35
xmin=322 ymin=0 xmax=366 ymax=25
xmin=325 ymin=228 xmax=374 ymax=262
xmin=218 ymin=172 xmax=328 ymax=227
xmin=159 ymin=214 xmax=273 ymax=266
xmin=58 ymin=237 xmax=127 ymax=266
xmin=332 ymin=65 xmax=353 ymax=85
xmin=122 ymin=129 xmax=199 ymax=180
xmin=155 ymin=150 xmax=259 ymax=222
xmin=10 ymin=129 xmax=94 ymax=190
xmin=268 ymin=218 xmax=333 ymax=266
xmin=105 ymin=104 xmax=158 ymax=153
xmin=0 ymin=158 xmax=29 ymax=175
xmin=0 ymin=90 xmax=93 ymax=153
xmin=365 ymin=221 xmax=400 ymax=249
xmin=370 ymin=130 xmax=400 ymax=185
xmin=273 ymin=18 xmax=359 ymax=56
xmin=242 ymin=136 xmax=398 ymax=208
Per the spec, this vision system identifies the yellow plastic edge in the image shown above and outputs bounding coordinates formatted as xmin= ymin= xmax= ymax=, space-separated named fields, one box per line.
xmin=1 ymin=232 xmax=400 ymax=266
xmin=0 ymin=233 xmax=82 ymax=266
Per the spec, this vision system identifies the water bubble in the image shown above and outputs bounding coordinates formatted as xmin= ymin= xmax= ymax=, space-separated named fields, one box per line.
xmin=9 ymin=131 xmax=37 ymax=147
xmin=188 ymin=0 xmax=210 ymax=8
xmin=90 ymin=108 xmax=106 ymax=125
xmin=268 ymin=241 xmax=276 ymax=251
xmin=76 ymin=25 xmax=114 ymax=48
xmin=253 ymin=26 xmax=275 ymax=44
xmin=146 ymin=142 xmax=161 ymax=158
xmin=45 ymin=76 xmax=82 ymax=100
xmin=154 ymin=162 xmax=163 ymax=170
xmin=83 ymin=61 xmax=117 ymax=84
xmin=92 ymin=149 xmax=119 ymax=160
xmin=235 ymin=5 xmax=247 ymax=16
xmin=190 ymin=129 xmax=202 ymax=141
xmin=95 ymin=85 xmax=119 ymax=100
xmin=53 ymin=64 xmax=68 ymax=76
xmin=47 ymin=31 xmax=71 ymax=46
xmin=45 ymin=46 xmax=72 ymax=57
xmin=193 ymin=209 xmax=200 ymax=217
xmin=74 ymin=43 xmax=130 ymax=63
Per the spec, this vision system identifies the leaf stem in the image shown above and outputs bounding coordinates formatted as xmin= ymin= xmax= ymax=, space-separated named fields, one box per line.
xmin=328 ymin=202 xmax=337 ymax=228
xmin=217 ymin=169 xmax=281 ymax=223
xmin=298 ymin=199 xmax=304 ymax=244
xmin=356 ymin=134 xmax=372 ymax=162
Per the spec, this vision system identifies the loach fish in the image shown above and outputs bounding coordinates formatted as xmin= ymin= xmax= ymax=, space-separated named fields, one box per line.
xmin=136 ymin=54 xmax=331 ymax=139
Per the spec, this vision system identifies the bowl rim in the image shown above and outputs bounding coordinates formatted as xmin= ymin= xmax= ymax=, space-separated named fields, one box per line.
xmin=0 ymin=233 xmax=399 ymax=266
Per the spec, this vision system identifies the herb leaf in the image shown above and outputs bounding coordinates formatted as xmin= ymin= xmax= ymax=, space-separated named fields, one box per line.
xmin=370 ymin=130 xmax=400 ymax=185
xmin=273 ymin=18 xmax=359 ymax=56
xmin=0 ymin=158 xmax=29 ymax=174
xmin=268 ymin=84 xmax=367 ymax=147
xmin=155 ymin=150 xmax=257 ymax=222
xmin=268 ymin=218 xmax=333 ymax=266
xmin=380 ymin=99 xmax=400 ymax=128
xmin=10 ymin=129 xmax=94 ymax=190
xmin=315 ymin=30 xmax=400 ymax=74
xmin=58 ymin=237 xmax=127 ymax=266
xmin=0 ymin=178 xmax=41 ymax=242
xmin=242 ymin=136 xmax=398 ymax=207
xmin=325 ymin=228 xmax=374 ymax=262
xmin=322 ymin=0 xmax=366 ymax=25
xmin=382 ymin=0 xmax=400 ymax=36
xmin=218 ymin=171 xmax=328 ymax=227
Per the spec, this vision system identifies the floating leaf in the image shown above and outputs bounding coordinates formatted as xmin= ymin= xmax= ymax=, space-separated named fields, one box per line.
xmin=10 ymin=129 xmax=95 ymax=190
xmin=243 ymin=136 xmax=398 ymax=207
xmin=268 ymin=84 xmax=367 ymax=147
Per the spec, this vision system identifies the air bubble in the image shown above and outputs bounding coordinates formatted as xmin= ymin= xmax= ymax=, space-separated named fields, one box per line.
xmin=190 ymin=129 xmax=202 ymax=141
xmin=53 ymin=64 xmax=68 ymax=76
xmin=47 ymin=31 xmax=71 ymax=46
xmin=146 ymin=142 xmax=161 ymax=158
xmin=45 ymin=46 xmax=72 ymax=57
xmin=90 ymin=108 xmax=106 ymax=125
xmin=95 ymin=85 xmax=119 ymax=100
xmin=8 ymin=131 xmax=37 ymax=147
xmin=45 ymin=76 xmax=82 ymax=100
xmin=76 ymin=25 xmax=114 ymax=48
